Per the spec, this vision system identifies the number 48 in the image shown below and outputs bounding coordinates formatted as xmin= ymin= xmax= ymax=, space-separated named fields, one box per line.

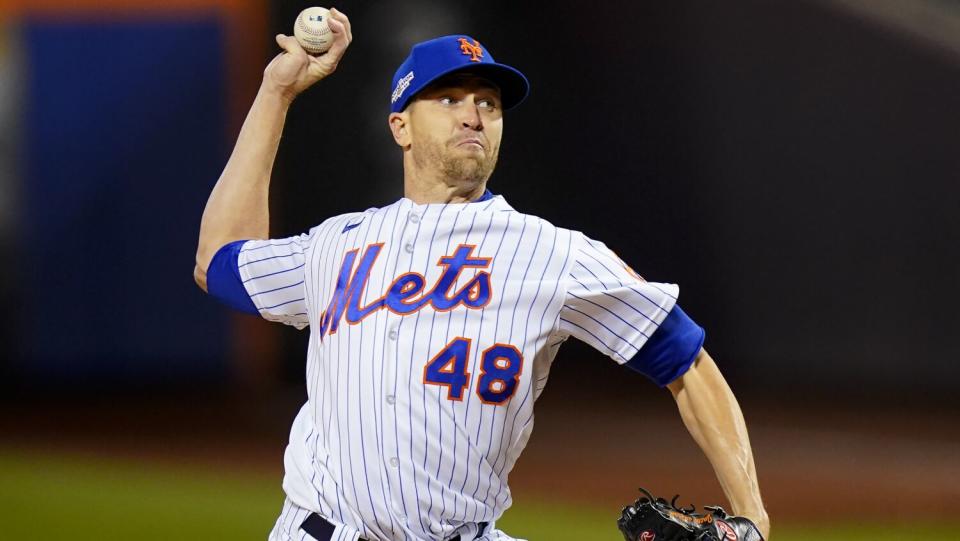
xmin=422 ymin=337 xmax=523 ymax=405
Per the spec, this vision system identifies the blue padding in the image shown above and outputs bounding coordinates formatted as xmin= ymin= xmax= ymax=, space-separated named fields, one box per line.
xmin=625 ymin=305 xmax=705 ymax=387
xmin=207 ymin=241 xmax=259 ymax=316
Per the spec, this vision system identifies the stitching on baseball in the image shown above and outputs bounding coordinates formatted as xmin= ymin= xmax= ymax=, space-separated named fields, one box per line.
xmin=297 ymin=13 xmax=331 ymax=37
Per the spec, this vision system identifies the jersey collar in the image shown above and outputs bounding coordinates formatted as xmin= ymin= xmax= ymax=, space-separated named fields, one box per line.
xmin=473 ymin=189 xmax=495 ymax=202
xmin=395 ymin=191 xmax=513 ymax=213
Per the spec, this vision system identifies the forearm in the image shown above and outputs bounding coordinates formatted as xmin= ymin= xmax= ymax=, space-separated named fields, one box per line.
xmin=194 ymin=84 xmax=292 ymax=288
xmin=668 ymin=350 xmax=769 ymax=535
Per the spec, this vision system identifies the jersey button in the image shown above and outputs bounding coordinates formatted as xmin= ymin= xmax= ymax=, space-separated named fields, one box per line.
xmin=388 ymin=329 xmax=398 ymax=340
xmin=385 ymin=395 xmax=396 ymax=405
xmin=404 ymin=243 xmax=414 ymax=253
xmin=389 ymin=457 xmax=399 ymax=468
xmin=409 ymin=213 xmax=420 ymax=223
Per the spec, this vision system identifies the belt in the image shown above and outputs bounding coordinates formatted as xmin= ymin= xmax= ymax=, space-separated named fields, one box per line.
xmin=300 ymin=512 xmax=488 ymax=540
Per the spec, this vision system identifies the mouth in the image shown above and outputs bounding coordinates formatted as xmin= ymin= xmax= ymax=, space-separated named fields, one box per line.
xmin=454 ymin=138 xmax=485 ymax=150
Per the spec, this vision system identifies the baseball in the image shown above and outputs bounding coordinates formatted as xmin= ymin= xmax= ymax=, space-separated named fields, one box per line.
xmin=294 ymin=7 xmax=333 ymax=54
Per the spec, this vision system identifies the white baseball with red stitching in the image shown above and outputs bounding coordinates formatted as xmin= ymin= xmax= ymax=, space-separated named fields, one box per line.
xmin=294 ymin=7 xmax=333 ymax=54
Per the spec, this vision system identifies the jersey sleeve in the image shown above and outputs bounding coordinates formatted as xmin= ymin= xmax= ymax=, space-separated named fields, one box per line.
xmin=206 ymin=233 xmax=311 ymax=330
xmin=560 ymin=233 xmax=701 ymax=385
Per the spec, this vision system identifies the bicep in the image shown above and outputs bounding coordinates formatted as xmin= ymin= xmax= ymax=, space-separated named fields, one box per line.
xmin=205 ymin=235 xmax=311 ymax=329
xmin=559 ymin=233 xmax=680 ymax=366
xmin=559 ymin=232 xmax=709 ymax=387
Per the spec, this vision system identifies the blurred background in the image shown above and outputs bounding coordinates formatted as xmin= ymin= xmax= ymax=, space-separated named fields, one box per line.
xmin=1 ymin=0 xmax=958 ymax=539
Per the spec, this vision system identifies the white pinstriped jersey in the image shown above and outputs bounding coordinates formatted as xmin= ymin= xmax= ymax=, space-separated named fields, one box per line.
xmin=237 ymin=195 xmax=679 ymax=541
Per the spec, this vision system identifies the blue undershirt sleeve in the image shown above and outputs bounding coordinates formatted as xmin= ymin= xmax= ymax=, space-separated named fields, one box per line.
xmin=624 ymin=304 xmax=705 ymax=387
xmin=206 ymin=240 xmax=259 ymax=316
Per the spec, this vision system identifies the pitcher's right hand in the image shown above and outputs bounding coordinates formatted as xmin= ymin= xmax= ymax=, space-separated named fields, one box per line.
xmin=263 ymin=7 xmax=352 ymax=102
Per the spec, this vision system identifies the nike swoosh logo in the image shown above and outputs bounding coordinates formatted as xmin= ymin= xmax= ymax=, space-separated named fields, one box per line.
xmin=342 ymin=220 xmax=363 ymax=233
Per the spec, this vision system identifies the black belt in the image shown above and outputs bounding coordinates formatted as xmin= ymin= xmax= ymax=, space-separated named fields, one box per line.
xmin=301 ymin=512 xmax=487 ymax=540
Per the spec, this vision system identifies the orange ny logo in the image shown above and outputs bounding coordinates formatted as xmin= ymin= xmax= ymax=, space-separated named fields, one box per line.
xmin=458 ymin=38 xmax=483 ymax=62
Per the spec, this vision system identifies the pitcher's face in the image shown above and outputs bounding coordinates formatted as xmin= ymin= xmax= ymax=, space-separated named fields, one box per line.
xmin=405 ymin=74 xmax=504 ymax=185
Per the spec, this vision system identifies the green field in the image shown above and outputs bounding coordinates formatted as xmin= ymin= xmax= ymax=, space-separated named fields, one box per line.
xmin=0 ymin=452 xmax=947 ymax=540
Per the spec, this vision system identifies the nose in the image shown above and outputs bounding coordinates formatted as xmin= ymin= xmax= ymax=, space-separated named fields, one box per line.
xmin=459 ymin=97 xmax=483 ymax=131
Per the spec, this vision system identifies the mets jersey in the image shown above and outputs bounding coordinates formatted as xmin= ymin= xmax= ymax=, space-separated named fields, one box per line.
xmin=207 ymin=193 xmax=703 ymax=540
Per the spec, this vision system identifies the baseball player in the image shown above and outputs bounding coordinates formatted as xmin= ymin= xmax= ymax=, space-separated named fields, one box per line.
xmin=194 ymin=10 xmax=769 ymax=541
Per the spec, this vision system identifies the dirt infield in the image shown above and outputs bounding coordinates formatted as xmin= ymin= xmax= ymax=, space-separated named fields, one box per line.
xmin=2 ymin=384 xmax=958 ymax=522
xmin=513 ymin=390 xmax=960 ymax=520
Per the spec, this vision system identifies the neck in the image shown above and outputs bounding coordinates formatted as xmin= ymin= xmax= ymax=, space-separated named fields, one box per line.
xmin=403 ymin=167 xmax=487 ymax=205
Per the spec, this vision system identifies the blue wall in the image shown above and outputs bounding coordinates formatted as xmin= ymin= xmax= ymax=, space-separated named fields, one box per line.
xmin=17 ymin=16 xmax=231 ymax=384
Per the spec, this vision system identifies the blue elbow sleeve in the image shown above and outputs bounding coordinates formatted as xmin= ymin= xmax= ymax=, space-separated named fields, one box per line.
xmin=206 ymin=240 xmax=259 ymax=316
xmin=624 ymin=305 xmax=705 ymax=387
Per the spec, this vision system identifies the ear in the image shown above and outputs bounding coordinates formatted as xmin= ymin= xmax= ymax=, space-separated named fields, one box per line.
xmin=388 ymin=111 xmax=411 ymax=148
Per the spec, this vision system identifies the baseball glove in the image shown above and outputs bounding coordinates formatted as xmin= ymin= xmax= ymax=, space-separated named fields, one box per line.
xmin=617 ymin=488 xmax=765 ymax=541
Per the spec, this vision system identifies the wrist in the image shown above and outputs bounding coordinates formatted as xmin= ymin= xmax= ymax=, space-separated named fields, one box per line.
xmin=258 ymin=80 xmax=297 ymax=107
xmin=740 ymin=510 xmax=770 ymax=539
xmin=738 ymin=508 xmax=768 ymax=522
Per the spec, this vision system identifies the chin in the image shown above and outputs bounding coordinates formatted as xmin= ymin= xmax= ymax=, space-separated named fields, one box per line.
xmin=444 ymin=159 xmax=492 ymax=184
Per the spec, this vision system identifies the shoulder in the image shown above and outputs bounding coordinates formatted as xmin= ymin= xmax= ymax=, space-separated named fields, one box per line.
xmin=487 ymin=198 xmax=565 ymax=233
xmin=303 ymin=206 xmax=385 ymax=240
xmin=508 ymin=210 xmax=577 ymax=246
xmin=529 ymin=220 xmax=630 ymax=277
xmin=487 ymin=198 xmax=590 ymax=255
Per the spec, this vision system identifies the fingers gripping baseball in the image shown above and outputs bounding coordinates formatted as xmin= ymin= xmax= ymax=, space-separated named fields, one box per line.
xmin=263 ymin=7 xmax=352 ymax=101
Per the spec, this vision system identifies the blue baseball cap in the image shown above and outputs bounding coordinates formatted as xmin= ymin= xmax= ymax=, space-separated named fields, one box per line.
xmin=390 ymin=35 xmax=530 ymax=113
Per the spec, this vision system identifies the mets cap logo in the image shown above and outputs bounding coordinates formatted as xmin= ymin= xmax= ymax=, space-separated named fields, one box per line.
xmin=458 ymin=37 xmax=484 ymax=62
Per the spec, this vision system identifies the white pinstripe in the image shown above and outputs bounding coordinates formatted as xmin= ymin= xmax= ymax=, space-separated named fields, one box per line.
xmin=239 ymin=196 xmax=678 ymax=540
